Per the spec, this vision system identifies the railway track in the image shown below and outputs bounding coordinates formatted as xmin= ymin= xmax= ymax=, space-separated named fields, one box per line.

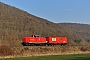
xmin=11 ymin=45 xmax=90 ymax=49
xmin=12 ymin=45 xmax=64 ymax=48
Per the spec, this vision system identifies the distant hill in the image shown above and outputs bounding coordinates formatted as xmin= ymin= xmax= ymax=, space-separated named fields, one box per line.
xmin=59 ymin=23 xmax=90 ymax=45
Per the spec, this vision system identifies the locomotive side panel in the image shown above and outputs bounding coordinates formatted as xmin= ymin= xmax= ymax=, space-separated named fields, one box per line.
xmin=22 ymin=36 xmax=47 ymax=46
xmin=61 ymin=37 xmax=67 ymax=44
xmin=40 ymin=38 xmax=47 ymax=43
xmin=46 ymin=36 xmax=67 ymax=45
xmin=22 ymin=37 xmax=46 ymax=43
xmin=29 ymin=37 xmax=37 ymax=43
xmin=46 ymin=37 xmax=61 ymax=44
xmin=22 ymin=37 xmax=30 ymax=43
xmin=36 ymin=38 xmax=46 ymax=43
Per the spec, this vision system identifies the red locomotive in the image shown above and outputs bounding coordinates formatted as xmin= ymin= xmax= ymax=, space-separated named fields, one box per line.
xmin=22 ymin=35 xmax=67 ymax=46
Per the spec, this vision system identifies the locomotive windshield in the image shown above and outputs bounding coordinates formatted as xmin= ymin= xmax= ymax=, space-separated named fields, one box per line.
xmin=32 ymin=35 xmax=40 ymax=37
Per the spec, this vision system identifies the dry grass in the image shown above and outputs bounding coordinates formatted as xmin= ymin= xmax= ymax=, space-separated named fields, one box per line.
xmin=0 ymin=45 xmax=14 ymax=56
xmin=12 ymin=46 xmax=90 ymax=57
xmin=0 ymin=46 xmax=90 ymax=58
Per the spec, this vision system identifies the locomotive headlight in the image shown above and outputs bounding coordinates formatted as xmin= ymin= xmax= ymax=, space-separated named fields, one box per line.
xmin=46 ymin=41 xmax=48 ymax=43
xmin=63 ymin=41 xmax=66 ymax=43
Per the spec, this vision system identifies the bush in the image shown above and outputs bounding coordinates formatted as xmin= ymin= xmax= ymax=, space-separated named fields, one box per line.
xmin=0 ymin=45 xmax=14 ymax=56
xmin=80 ymin=46 xmax=89 ymax=52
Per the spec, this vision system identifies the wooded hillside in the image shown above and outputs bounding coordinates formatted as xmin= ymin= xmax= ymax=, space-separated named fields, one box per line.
xmin=59 ymin=23 xmax=90 ymax=46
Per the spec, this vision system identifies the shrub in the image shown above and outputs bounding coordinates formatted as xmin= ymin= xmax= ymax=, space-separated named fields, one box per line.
xmin=0 ymin=45 xmax=14 ymax=56
xmin=80 ymin=46 xmax=88 ymax=52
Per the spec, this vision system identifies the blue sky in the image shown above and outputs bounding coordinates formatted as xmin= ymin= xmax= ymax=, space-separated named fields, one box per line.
xmin=0 ymin=0 xmax=90 ymax=24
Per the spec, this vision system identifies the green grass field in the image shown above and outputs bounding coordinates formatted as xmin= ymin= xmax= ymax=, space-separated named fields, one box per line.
xmin=0 ymin=54 xmax=90 ymax=60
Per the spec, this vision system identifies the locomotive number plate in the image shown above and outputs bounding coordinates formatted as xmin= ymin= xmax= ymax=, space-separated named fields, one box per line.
xmin=52 ymin=38 xmax=56 ymax=41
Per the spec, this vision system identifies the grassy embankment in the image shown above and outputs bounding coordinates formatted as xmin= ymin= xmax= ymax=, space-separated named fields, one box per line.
xmin=0 ymin=54 xmax=90 ymax=60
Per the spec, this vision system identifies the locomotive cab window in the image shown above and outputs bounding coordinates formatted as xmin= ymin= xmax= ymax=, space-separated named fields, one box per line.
xmin=35 ymin=35 xmax=40 ymax=37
